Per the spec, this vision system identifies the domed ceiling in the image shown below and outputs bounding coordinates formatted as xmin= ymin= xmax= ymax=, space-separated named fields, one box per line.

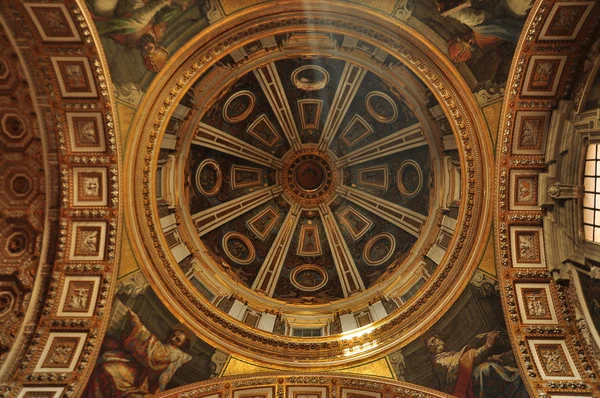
xmin=189 ymin=56 xmax=433 ymax=302
xmin=3 ymin=0 xmax=600 ymax=397
xmin=125 ymin=2 xmax=493 ymax=367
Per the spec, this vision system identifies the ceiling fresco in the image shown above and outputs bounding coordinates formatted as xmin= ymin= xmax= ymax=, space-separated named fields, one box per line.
xmin=1 ymin=1 xmax=600 ymax=398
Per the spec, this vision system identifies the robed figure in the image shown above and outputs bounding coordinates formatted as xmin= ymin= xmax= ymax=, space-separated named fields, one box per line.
xmin=84 ymin=300 xmax=192 ymax=397
xmin=425 ymin=330 xmax=528 ymax=398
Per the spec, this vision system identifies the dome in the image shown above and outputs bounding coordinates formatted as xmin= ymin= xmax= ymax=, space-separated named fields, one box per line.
xmin=125 ymin=2 xmax=492 ymax=367
xmin=2 ymin=1 xmax=599 ymax=397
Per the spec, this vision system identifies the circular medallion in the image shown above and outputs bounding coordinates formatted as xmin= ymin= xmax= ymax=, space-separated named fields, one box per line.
xmin=222 ymin=232 xmax=255 ymax=265
xmin=280 ymin=147 xmax=338 ymax=208
xmin=6 ymin=231 xmax=27 ymax=257
xmin=294 ymin=159 xmax=326 ymax=191
xmin=10 ymin=174 xmax=31 ymax=196
xmin=290 ymin=264 xmax=328 ymax=292
xmin=223 ymin=90 xmax=255 ymax=123
xmin=195 ymin=159 xmax=222 ymax=197
xmin=365 ymin=91 xmax=398 ymax=124
xmin=363 ymin=232 xmax=396 ymax=266
xmin=291 ymin=65 xmax=329 ymax=91
xmin=0 ymin=292 xmax=14 ymax=316
xmin=397 ymin=160 xmax=423 ymax=197
xmin=1 ymin=114 xmax=25 ymax=140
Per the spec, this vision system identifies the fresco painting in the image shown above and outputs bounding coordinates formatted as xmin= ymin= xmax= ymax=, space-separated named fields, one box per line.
xmin=86 ymin=0 xmax=533 ymax=97
xmin=87 ymin=0 xmax=209 ymax=95
xmin=84 ymin=1 xmax=533 ymax=397
xmin=412 ymin=0 xmax=533 ymax=90
xmin=390 ymin=281 xmax=529 ymax=398
xmin=84 ymin=286 xmax=222 ymax=396
xmin=578 ymin=271 xmax=600 ymax=336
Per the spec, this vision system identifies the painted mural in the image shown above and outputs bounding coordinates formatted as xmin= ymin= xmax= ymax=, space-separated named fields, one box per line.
xmin=86 ymin=0 xmax=209 ymax=98
xmin=578 ymin=271 xmax=600 ymax=336
xmin=86 ymin=0 xmax=535 ymax=102
xmin=583 ymin=68 xmax=600 ymax=111
xmin=412 ymin=0 xmax=533 ymax=90
xmin=389 ymin=281 xmax=529 ymax=398
xmin=88 ymin=0 xmax=531 ymax=396
xmin=83 ymin=285 xmax=223 ymax=396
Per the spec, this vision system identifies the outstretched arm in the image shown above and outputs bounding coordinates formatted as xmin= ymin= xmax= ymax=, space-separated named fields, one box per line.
xmin=473 ymin=331 xmax=500 ymax=365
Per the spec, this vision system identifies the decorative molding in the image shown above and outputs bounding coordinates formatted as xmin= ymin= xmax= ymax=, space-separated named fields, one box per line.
xmin=155 ymin=373 xmax=452 ymax=398
xmin=494 ymin=1 xmax=600 ymax=396
xmin=0 ymin=3 xmax=122 ymax=396
xmin=125 ymin=1 xmax=491 ymax=367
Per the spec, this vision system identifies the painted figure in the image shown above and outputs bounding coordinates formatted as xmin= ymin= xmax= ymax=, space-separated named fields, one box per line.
xmin=84 ymin=307 xmax=192 ymax=397
xmin=424 ymin=329 xmax=528 ymax=398
xmin=91 ymin=0 xmax=194 ymax=45
xmin=442 ymin=0 xmax=534 ymax=63
xmin=88 ymin=0 xmax=196 ymax=72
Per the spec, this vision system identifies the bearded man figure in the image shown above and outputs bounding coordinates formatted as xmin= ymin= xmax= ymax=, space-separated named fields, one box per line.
xmin=424 ymin=329 xmax=528 ymax=398
xmin=84 ymin=303 xmax=193 ymax=397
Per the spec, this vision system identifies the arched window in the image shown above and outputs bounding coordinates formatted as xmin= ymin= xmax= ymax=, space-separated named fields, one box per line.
xmin=583 ymin=144 xmax=600 ymax=242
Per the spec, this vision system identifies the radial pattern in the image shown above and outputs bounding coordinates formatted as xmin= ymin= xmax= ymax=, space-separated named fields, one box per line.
xmin=187 ymin=57 xmax=433 ymax=303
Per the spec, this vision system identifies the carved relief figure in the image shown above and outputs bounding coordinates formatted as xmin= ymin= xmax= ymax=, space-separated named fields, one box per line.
xmin=292 ymin=66 xmax=329 ymax=91
xmin=64 ymin=63 xmax=87 ymax=88
xmin=532 ymin=61 xmax=555 ymax=87
xmin=83 ymin=177 xmax=100 ymax=196
xmin=49 ymin=344 xmax=74 ymax=366
xmin=370 ymin=95 xmax=395 ymax=122
xmin=517 ymin=178 xmax=535 ymax=203
xmin=347 ymin=213 xmax=365 ymax=232
xmin=80 ymin=121 xmax=99 ymax=144
xmin=299 ymin=270 xmax=317 ymax=288
xmin=364 ymin=172 xmax=382 ymax=183
xmin=70 ymin=287 xmax=89 ymax=309
xmin=425 ymin=330 xmax=527 ymax=398
xmin=228 ymin=238 xmax=249 ymax=259
xmin=200 ymin=167 xmax=217 ymax=186
xmin=297 ymin=225 xmax=322 ymax=256
xmin=541 ymin=349 xmax=566 ymax=374
xmin=235 ymin=171 xmax=255 ymax=183
xmin=517 ymin=234 xmax=536 ymax=260
xmin=227 ymin=95 xmax=251 ymax=120
xmin=254 ymin=213 xmax=272 ymax=231
xmin=372 ymin=240 xmax=390 ymax=262
xmin=527 ymin=296 xmax=546 ymax=316
xmin=84 ymin=303 xmax=193 ymax=397
xmin=346 ymin=123 xmax=364 ymax=144
xmin=231 ymin=165 xmax=261 ymax=189
xmin=304 ymin=229 xmax=316 ymax=252
xmin=304 ymin=103 xmax=318 ymax=127
xmin=342 ymin=116 xmax=371 ymax=146
xmin=519 ymin=119 xmax=541 ymax=147
xmin=247 ymin=207 xmax=280 ymax=241
xmin=82 ymin=230 xmax=99 ymax=252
